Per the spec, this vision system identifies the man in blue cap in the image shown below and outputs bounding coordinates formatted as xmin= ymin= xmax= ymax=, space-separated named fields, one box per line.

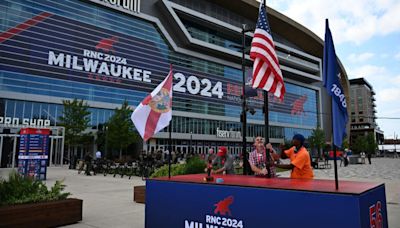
xmin=266 ymin=134 xmax=314 ymax=179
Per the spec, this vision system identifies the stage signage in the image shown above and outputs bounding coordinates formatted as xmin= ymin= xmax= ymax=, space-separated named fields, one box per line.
xmin=146 ymin=179 xmax=388 ymax=228
xmin=18 ymin=128 xmax=50 ymax=180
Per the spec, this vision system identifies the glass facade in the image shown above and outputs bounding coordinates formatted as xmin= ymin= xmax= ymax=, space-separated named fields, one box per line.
xmin=2 ymin=99 xmax=114 ymax=128
xmin=0 ymin=0 xmax=320 ymax=144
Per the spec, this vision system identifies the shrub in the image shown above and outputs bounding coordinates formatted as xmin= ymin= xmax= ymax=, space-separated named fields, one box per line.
xmin=150 ymin=164 xmax=186 ymax=178
xmin=0 ymin=171 xmax=70 ymax=207
xmin=184 ymin=156 xmax=206 ymax=174
xmin=150 ymin=156 xmax=206 ymax=178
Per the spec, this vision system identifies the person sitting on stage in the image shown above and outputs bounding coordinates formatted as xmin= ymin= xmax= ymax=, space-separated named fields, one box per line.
xmin=249 ymin=136 xmax=278 ymax=177
xmin=211 ymin=147 xmax=235 ymax=174
xmin=267 ymin=134 xmax=314 ymax=179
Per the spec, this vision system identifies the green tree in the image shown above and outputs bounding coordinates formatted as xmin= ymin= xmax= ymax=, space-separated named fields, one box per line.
xmin=59 ymin=99 xmax=91 ymax=159
xmin=95 ymin=124 xmax=107 ymax=157
xmin=365 ymin=132 xmax=378 ymax=155
xmin=308 ymin=128 xmax=325 ymax=157
xmin=352 ymin=135 xmax=367 ymax=154
xmin=107 ymin=101 xmax=140 ymax=159
xmin=342 ymin=137 xmax=350 ymax=149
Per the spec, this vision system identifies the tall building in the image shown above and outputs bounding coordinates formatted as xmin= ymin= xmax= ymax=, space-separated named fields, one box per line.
xmin=0 ymin=0 xmax=350 ymax=167
xmin=349 ymin=78 xmax=384 ymax=145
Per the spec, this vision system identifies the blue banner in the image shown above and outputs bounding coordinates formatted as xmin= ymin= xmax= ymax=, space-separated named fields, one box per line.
xmin=323 ymin=19 xmax=348 ymax=148
xmin=146 ymin=179 xmax=388 ymax=228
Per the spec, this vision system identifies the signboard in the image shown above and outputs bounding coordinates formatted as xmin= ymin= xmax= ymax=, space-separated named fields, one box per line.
xmin=146 ymin=179 xmax=388 ymax=228
xmin=0 ymin=116 xmax=51 ymax=127
xmin=0 ymin=10 xmax=316 ymax=112
xmin=18 ymin=128 xmax=50 ymax=180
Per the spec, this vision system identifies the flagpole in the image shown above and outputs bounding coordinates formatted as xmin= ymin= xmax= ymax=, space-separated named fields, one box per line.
xmin=168 ymin=119 xmax=172 ymax=179
xmin=168 ymin=64 xmax=173 ymax=179
xmin=241 ymin=24 xmax=249 ymax=175
xmin=264 ymin=91 xmax=271 ymax=178
xmin=333 ymin=144 xmax=339 ymax=189
xmin=262 ymin=0 xmax=272 ymax=178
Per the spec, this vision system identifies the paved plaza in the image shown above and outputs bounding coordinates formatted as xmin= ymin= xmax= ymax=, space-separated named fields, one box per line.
xmin=1 ymin=157 xmax=400 ymax=228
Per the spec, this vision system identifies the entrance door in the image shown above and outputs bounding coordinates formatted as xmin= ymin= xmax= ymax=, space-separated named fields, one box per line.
xmin=0 ymin=134 xmax=19 ymax=168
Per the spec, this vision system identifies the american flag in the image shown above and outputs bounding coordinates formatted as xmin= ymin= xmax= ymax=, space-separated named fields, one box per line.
xmin=250 ymin=2 xmax=285 ymax=99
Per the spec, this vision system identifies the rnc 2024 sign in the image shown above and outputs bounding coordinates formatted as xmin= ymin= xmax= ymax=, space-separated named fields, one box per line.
xmin=0 ymin=11 xmax=314 ymax=116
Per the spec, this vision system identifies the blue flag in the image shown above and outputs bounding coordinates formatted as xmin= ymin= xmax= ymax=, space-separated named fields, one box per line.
xmin=323 ymin=19 xmax=348 ymax=148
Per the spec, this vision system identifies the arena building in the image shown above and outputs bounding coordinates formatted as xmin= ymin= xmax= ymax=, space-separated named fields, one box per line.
xmin=0 ymin=0 xmax=349 ymax=166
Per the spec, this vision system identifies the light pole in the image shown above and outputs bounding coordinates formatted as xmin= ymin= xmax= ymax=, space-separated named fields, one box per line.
xmin=393 ymin=132 xmax=398 ymax=158
xmin=105 ymin=125 xmax=108 ymax=158
xmin=190 ymin=132 xmax=193 ymax=154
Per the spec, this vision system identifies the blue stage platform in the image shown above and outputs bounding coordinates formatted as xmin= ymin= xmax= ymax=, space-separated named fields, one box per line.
xmin=146 ymin=174 xmax=387 ymax=228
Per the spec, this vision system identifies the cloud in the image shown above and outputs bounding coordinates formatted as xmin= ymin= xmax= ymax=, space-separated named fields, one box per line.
xmin=380 ymin=53 xmax=389 ymax=59
xmin=377 ymin=88 xmax=400 ymax=103
xmin=268 ymin=0 xmax=400 ymax=45
xmin=347 ymin=52 xmax=374 ymax=63
xmin=395 ymin=52 xmax=400 ymax=60
xmin=346 ymin=64 xmax=386 ymax=80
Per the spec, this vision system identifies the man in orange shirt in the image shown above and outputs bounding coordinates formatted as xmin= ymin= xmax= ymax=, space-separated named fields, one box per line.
xmin=266 ymin=134 xmax=313 ymax=179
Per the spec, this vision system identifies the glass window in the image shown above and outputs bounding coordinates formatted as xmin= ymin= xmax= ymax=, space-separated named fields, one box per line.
xmin=49 ymin=104 xmax=57 ymax=125
xmin=32 ymin=103 xmax=41 ymax=119
xmin=99 ymin=109 xmax=106 ymax=125
xmin=57 ymin=106 xmax=64 ymax=124
xmin=14 ymin=100 xmax=24 ymax=120
xmin=88 ymin=108 xmax=95 ymax=127
xmin=5 ymin=100 xmax=15 ymax=118
xmin=24 ymin=101 xmax=33 ymax=119
xmin=41 ymin=103 xmax=49 ymax=119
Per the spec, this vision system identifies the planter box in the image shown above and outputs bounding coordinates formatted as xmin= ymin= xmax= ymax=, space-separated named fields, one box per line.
xmin=0 ymin=198 xmax=82 ymax=227
xmin=134 ymin=185 xmax=146 ymax=204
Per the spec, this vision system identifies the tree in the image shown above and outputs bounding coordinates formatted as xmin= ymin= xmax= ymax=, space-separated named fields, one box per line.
xmin=59 ymin=99 xmax=91 ymax=159
xmin=342 ymin=137 xmax=350 ymax=149
xmin=352 ymin=135 xmax=367 ymax=154
xmin=308 ymin=128 xmax=325 ymax=157
xmin=95 ymin=124 xmax=107 ymax=157
xmin=365 ymin=132 xmax=378 ymax=155
xmin=106 ymin=101 xmax=140 ymax=159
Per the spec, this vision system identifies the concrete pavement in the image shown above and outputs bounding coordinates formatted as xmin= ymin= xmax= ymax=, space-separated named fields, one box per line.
xmin=1 ymin=157 xmax=399 ymax=228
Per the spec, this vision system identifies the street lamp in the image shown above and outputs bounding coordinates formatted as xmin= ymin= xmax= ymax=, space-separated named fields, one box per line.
xmin=240 ymin=24 xmax=256 ymax=175
xmin=190 ymin=131 xmax=193 ymax=154
xmin=105 ymin=125 xmax=108 ymax=158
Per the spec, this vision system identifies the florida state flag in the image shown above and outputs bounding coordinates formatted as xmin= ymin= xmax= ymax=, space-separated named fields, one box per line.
xmin=131 ymin=66 xmax=173 ymax=141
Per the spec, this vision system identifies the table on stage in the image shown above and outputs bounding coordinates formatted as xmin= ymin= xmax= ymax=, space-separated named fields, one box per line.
xmin=146 ymin=174 xmax=387 ymax=228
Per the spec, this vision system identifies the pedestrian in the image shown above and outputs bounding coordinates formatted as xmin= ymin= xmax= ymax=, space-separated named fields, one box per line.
xmin=343 ymin=151 xmax=349 ymax=167
xmin=367 ymin=152 xmax=372 ymax=164
xmin=84 ymin=152 xmax=93 ymax=176
xmin=96 ymin=150 xmax=102 ymax=160
xmin=360 ymin=151 xmax=366 ymax=164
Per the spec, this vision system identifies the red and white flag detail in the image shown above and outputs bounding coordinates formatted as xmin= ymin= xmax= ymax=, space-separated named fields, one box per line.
xmin=250 ymin=2 xmax=285 ymax=99
xmin=131 ymin=67 xmax=173 ymax=141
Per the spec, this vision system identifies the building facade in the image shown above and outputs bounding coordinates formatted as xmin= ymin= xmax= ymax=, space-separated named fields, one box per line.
xmin=0 ymin=0 xmax=350 ymax=166
xmin=349 ymin=78 xmax=384 ymax=146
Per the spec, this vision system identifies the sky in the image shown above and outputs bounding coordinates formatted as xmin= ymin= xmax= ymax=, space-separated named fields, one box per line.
xmin=265 ymin=0 xmax=400 ymax=139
